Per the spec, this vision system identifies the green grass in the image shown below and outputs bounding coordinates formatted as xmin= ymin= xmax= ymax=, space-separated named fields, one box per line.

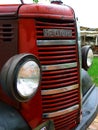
xmin=88 ymin=57 xmax=98 ymax=86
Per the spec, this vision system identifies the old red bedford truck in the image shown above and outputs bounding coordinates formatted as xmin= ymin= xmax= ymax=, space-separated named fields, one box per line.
xmin=0 ymin=0 xmax=98 ymax=130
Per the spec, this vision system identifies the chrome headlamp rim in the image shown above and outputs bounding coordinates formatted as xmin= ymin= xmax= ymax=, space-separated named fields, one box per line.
xmin=0 ymin=53 xmax=41 ymax=102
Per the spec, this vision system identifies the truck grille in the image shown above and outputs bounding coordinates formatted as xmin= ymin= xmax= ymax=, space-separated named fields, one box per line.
xmin=0 ymin=20 xmax=18 ymax=71
xmin=0 ymin=24 xmax=14 ymax=42
xmin=36 ymin=19 xmax=80 ymax=130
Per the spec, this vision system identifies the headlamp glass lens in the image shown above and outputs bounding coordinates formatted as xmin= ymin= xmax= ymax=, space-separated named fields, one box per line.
xmin=17 ymin=61 xmax=40 ymax=97
xmin=87 ymin=49 xmax=93 ymax=67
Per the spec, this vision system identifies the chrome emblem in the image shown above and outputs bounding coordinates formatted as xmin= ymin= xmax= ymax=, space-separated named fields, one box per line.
xmin=43 ymin=29 xmax=72 ymax=37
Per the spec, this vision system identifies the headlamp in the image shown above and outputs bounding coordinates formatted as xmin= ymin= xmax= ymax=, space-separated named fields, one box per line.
xmin=0 ymin=53 xmax=41 ymax=102
xmin=82 ymin=46 xmax=93 ymax=70
xmin=87 ymin=48 xmax=93 ymax=67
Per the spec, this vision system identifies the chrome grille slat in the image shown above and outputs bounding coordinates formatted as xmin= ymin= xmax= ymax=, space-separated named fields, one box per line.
xmin=37 ymin=40 xmax=76 ymax=45
xmin=42 ymin=84 xmax=79 ymax=95
xmin=43 ymin=104 xmax=79 ymax=118
xmin=42 ymin=62 xmax=77 ymax=71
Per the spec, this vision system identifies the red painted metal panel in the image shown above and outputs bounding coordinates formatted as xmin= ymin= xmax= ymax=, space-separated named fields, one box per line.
xmin=18 ymin=19 xmax=43 ymax=129
xmin=19 ymin=4 xmax=74 ymax=20
xmin=0 ymin=4 xmax=20 ymax=17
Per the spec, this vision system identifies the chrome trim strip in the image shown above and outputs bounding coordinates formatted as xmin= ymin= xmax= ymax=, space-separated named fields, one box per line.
xmin=42 ymin=62 xmax=77 ymax=71
xmin=43 ymin=105 xmax=79 ymax=118
xmin=37 ymin=40 xmax=76 ymax=46
xmin=42 ymin=84 xmax=79 ymax=95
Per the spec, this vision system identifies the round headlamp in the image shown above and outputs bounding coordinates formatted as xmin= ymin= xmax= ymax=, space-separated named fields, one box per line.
xmin=0 ymin=53 xmax=41 ymax=102
xmin=87 ymin=48 xmax=93 ymax=67
xmin=82 ymin=46 xmax=93 ymax=70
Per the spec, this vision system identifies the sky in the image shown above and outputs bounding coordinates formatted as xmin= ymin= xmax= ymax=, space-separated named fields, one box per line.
xmin=62 ymin=0 xmax=98 ymax=28
xmin=0 ymin=0 xmax=98 ymax=28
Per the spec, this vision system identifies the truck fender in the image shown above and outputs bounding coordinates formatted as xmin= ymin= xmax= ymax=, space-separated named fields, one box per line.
xmin=0 ymin=102 xmax=31 ymax=130
xmin=81 ymin=68 xmax=93 ymax=96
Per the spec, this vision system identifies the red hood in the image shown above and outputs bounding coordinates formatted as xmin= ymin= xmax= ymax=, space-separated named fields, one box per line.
xmin=18 ymin=4 xmax=75 ymax=19
xmin=0 ymin=4 xmax=21 ymax=17
xmin=0 ymin=4 xmax=75 ymax=19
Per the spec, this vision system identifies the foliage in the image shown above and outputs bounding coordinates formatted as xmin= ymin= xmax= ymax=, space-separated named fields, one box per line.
xmin=88 ymin=57 xmax=98 ymax=86
xmin=33 ymin=0 xmax=39 ymax=3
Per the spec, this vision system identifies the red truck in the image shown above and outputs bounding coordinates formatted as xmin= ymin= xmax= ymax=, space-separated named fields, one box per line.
xmin=0 ymin=0 xmax=98 ymax=130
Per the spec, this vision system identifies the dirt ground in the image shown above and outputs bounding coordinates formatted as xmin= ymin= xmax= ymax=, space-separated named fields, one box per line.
xmin=87 ymin=115 xmax=98 ymax=130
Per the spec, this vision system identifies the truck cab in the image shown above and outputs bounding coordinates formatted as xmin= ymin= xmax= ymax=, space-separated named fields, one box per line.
xmin=0 ymin=0 xmax=98 ymax=130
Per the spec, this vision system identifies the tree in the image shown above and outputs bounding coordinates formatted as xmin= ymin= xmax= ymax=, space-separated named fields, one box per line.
xmin=33 ymin=0 xmax=39 ymax=3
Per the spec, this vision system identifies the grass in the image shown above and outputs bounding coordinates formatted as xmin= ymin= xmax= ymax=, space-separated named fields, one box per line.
xmin=88 ymin=57 xmax=98 ymax=86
